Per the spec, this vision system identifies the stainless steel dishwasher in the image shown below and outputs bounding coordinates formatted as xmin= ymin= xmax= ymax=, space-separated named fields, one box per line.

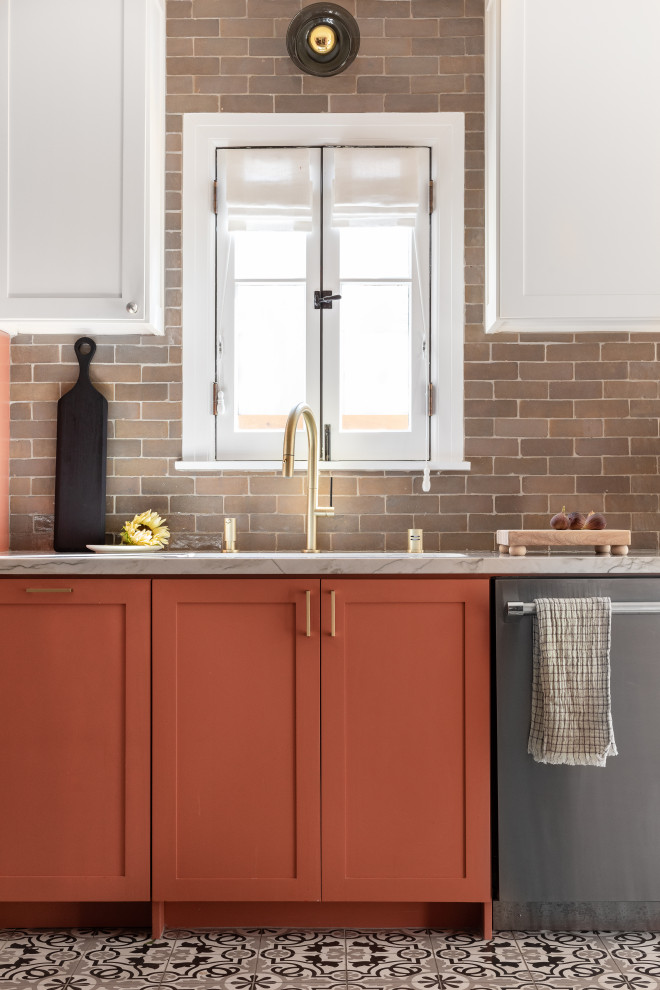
xmin=494 ymin=576 xmax=660 ymax=928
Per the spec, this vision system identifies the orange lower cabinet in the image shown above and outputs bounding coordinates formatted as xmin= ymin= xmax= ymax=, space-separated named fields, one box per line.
xmin=0 ymin=578 xmax=151 ymax=901
xmin=152 ymin=579 xmax=322 ymax=902
xmin=320 ymin=579 xmax=491 ymax=905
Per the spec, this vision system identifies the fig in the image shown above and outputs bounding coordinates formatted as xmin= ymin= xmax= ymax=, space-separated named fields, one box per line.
xmin=584 ymin=510 xmax=607 ymax=530
xmin=550 ymin=507 xmax=569 ymax=530
xmin=567 ymin=511 xmax=586 ymax=530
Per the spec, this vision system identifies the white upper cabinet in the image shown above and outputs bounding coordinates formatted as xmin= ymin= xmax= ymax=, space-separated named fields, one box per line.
xmin=0 ymin=0 xmax=164 ymax=335
xmin=486 ymin=0 xmax=660 ymax=333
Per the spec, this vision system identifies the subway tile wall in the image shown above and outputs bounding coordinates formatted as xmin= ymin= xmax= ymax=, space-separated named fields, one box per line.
xmin=9 ymin=1 xmax=660 ymax=552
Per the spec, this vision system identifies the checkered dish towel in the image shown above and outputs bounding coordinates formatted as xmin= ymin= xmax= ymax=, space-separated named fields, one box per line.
xmin=528 ymin=597 xmax=617 ymax=767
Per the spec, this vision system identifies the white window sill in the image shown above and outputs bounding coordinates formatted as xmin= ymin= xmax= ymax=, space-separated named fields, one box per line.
xmin=175 ymin=460 xmax=471 ymax=473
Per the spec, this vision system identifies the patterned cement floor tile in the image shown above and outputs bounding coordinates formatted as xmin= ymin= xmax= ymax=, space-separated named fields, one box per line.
xmin=72 ymin=935 xmax=174 ymax=989
xmin=0 ymin=930 xmax=86 ymax=985
xmin=347 ymin=978 xmax=537 ymax=990
xmin=257 ymin=930 xmax=346 ymax=981
xmin=514 ymin=931 xmax=622 ymax=987
xmin=431 ymin=931 xmax=530 ymax=980
xmin=527 ymin=976 xmax=660 ymax=990
xmin=165 ymin=932 xmax=260 ymax=985
xmin=345 ymin=929 xmax=436 ymax=986
xmin=600 ymin=932 xmax=660 ymax=973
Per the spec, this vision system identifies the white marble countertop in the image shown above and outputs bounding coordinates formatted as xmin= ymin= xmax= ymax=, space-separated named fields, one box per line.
xmin=0 ymin=549 xmax=659 ymax=576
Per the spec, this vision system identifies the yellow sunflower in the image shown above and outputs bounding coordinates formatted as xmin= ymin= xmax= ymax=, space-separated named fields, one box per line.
xmin=121 ymin=510 xmax=170 ymax=548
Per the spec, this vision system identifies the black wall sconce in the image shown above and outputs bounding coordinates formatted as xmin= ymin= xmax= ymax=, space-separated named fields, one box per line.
xmin=286 ymin=3 xmax=360 ymax=77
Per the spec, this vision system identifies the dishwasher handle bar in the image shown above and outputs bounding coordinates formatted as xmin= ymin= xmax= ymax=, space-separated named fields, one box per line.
xmin=507 ymin=600 xmax=660 ymax=617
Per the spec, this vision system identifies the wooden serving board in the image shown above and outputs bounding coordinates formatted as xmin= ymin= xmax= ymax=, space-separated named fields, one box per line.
xmin=496 ymin=529 xmax=631 ymax=556
xmin=54 ymin=337 xmax=108 ymax=552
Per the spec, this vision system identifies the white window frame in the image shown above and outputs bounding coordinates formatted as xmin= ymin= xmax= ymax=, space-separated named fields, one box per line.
xmin=179 ymin=113 xmax=468 ymax=473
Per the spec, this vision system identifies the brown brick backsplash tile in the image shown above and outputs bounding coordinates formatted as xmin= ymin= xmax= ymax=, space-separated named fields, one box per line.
xmin=414 ymin=513 xmax=468 ymax=533
xmin=250 ymin=74 xmax=302 ymax=94
xmin=413 ymin=474 xmax=466 ymax=494
xmin=605 ymin=418 xmax=659 ymax=437
xmin=196 ymin=37 xmax=248 ymax=54
xmin=440 ymin=493 xmax=492 ymax=513
xmin=384 ymin=93 xmax=440 ymax=112
xmin=359 ymin=512 xmax=413 ymax=533
xmin=385 ymin=494 xmax=440 ymax=514
xmin=387 ymin=18 xmax=439 ymax=37
xmin=495 ymin=456 xmax=546 ymax=476
xmin=168 ymin=37 xmax=194 ymax=55
xmin=550 ymin=418 xmax=605 ymax=439
xmin=602 ymin=341 xmax=656 ymax=361
xmin=274 ymin=94 xmax=329 ymax=112
xmin=519 ymin=399 xmax=574 ymax=418
xmin=606 ymin=493 xmax=659 ymax=513
xmin=604 ymin=455 xmax=658 ymax=475
xmin=219 ymin=94 xmax=274 ymax=111
xmin=361 ymin=37 xmax=411 ymax=56
xmin=605 ymin=380 xmax=658 ymax=398
xmin=358 ymin=17 xmax=385 ymax=37
xmin=549 ymin=380 xmax=602 ymax=400
xmin=495 ymin=418 xmax=548 ymax=438
xmin=329 ymin=94 xmax=384 ymax=112
xmin=12 ymin=458 xmax=56 ymax=478
xmin=574 ymin=437 xmax=629 ymax=456
xmin=466 ymin=437 xmax=519 ymax=458
xmin=358 ymin=74 xmax=410 ymax=93
xmin=520 ymin=361 xmax=575 ymax=381
xmin=490 ymin=342 xmax=545 ymax=362
xmin=197 ymin=75 xmax=249 ymax=93
xmin=523 ymin=475 xmax=576 ymax=495
xmin=440 ymin=16 xmax=482 ymax=36
xmin=304 ymin=73 xmax=356 ymax=93
xmin=470 ymin=513 xmax=520 ymax=532
xmin=465 ymin=34 xmax=484 ymax=55
xmin=167 ymin=17 xmax=219 ymax=35
xmin=465 ymin=361 xmax=519 ymax=381
xmin=411 ymin=74 xmax=465 ymax=94
xmin=577 ymin=475 xmax=631 ymax=494
xmin=494 ymin=380 xmax=549 ymax=399
xmin=412 ymin=36 xmax=466 ymax=56
xmin=467 ymin=475 xmax=519 ymax=495
xmin=250 ymin=512 xmax=304 ymax=533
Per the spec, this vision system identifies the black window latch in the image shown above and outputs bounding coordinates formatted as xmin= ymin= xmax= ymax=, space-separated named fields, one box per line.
xmin=314 ymin=290 xmax=342 ymax=310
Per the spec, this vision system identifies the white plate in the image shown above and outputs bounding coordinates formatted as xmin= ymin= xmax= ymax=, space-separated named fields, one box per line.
xmin=86 ymin=544 xmax=164 ymax=553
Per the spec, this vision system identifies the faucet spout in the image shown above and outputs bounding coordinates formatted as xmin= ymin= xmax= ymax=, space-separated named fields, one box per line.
xmin=282 ymin=402 xmax=334 ymax=552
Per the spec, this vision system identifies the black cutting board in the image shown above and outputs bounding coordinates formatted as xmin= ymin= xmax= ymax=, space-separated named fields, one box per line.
xmin=54 ymin=337 xmax=108 ymax=552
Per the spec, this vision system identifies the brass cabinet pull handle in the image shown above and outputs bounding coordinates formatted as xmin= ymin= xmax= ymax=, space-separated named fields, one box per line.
xmin=330 ymin=590 xmax=336 ymax=637
xmin=306 ymin=590 xmax=311 ymax=637
xmin=26 ymin=588 xmax=73 ymax=593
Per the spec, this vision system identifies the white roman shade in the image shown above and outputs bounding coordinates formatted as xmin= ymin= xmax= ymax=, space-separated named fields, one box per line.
xmin=224 ymin=148 xmax=313 ymax=231
xmin=330 ymin=147 xmax=426 ymax=227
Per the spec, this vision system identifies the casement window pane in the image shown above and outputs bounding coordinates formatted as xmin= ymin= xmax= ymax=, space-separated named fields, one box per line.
xmin=235 ymin=283 xmax=307 ymax=430
xmin=339 ymin=282 xmax=411 ymax=432
xmin=339 ymin=227 xmax=412 ymax=280
xmin=233 ymin=231 xmax=307 ymax=280
xmin=321 ymin=146 xmax=430 ymax=461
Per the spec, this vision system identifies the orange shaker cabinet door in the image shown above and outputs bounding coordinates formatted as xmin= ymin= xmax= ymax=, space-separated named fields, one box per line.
xmin=321 ymin=578 xmax=491 ymax=902
xmin=152 ymin=579 xmax=322 ymax=901
xmin=0 ymin=578 xmax=151 ymax=901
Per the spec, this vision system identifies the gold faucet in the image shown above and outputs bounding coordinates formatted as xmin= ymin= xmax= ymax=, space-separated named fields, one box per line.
xmin=282 ymin=402 xmax=334 ymax=552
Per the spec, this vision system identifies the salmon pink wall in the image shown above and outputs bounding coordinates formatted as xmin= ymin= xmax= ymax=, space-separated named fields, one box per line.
xmin=0 ymin=333 xmax=9 ymax=551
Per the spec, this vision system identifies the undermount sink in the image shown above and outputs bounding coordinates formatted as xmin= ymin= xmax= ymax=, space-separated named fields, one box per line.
xmin=171 ymin=551 xmax=470 ymax=558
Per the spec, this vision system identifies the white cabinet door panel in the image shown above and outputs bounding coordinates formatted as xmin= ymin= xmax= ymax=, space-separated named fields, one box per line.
xmin=0 ymin=0 xmax=164 ymax=334
xmin=487 ymin=0 xmax=660 ymax=332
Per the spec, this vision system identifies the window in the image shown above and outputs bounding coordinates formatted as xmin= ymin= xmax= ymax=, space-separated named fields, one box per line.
xmin=180 ymin=114 xmax=467 ymax=472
